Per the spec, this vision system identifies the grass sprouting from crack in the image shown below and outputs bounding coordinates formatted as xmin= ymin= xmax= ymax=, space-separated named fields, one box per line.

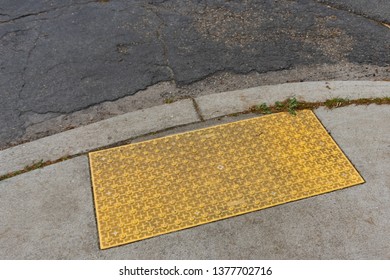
xmin=0 ymin=156 xmax=71 ymax=182
xmin=251 ymin=97 xmax=390 ymax=115
xmin=255 ymin=97 xmax=300 ymax=115
xmin=1 ymin=96 xmax=389 ymax=182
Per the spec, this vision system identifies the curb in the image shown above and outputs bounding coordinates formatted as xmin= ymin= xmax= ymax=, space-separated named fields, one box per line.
xmin=195 ymin=80 xmax=390 ymax=119
xmin=1 ymin=81 xmax=389 ymax=178
xmin=0 ymin=100 xmax=199 ymax=177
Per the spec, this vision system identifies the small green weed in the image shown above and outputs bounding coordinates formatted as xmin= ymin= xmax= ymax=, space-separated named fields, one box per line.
xmin=275 ymin=101 xmax=284 ymax=110
xmin=164 ymin=98 xmax=175 ymax=104
xmin=287 ymin=97 xmax=299 ymax=115
xmin=256 ymin=103 xmax=272 ymax=114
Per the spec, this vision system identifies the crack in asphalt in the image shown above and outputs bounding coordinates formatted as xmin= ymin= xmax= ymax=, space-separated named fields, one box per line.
xmin=0 ymin=27 xmax=34 ymax=41
xmin=18 ymin=81 xmax=158 ymax=117
xmin=0 ymin=0 xmax=97 ymax=24
xmin=143 ymin=3 xmax=175 ymax=80
xmin=24 ymin=63 xmax=293 ymax=117
xmin=0 ymin=12 xmax=46 ymax=24
xmin=17 ymin=28 xmax=42 ymax=115
xmin=313 ymin=0 xmax=390 ymax=25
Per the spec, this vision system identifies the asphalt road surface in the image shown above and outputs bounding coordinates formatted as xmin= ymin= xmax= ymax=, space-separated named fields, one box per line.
xmin=1 ymin=0 xmax=389 ymax=148
xmin=316 ymin=0 xmax=390 ymax=23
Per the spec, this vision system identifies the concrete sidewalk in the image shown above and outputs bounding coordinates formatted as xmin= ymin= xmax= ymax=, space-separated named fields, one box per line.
xmin=0 ymin=81 xmax=389 ymax=259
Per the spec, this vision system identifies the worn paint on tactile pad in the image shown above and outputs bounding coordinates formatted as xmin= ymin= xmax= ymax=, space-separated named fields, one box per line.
xmin=89 ymin=110 xmax=364 ymax=249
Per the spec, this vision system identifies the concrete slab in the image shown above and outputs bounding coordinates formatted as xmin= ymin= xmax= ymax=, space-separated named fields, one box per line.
xmin=195 ymin=81 xmax=390 ymax=119
xmin=0 ymin=105 xmax=389 ymax=259
xmin=0 ymin=100 xmax=199 ymax=177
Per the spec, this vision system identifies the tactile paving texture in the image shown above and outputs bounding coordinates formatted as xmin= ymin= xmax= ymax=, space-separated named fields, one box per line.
xmin=89 ymin=110 xmax=364 ymax=249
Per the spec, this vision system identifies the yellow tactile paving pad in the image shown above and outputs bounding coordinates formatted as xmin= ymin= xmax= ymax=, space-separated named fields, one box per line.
xmin=89 ymin=110 xmax=364 ymax=249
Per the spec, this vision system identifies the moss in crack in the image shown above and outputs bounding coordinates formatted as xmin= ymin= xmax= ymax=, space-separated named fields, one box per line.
xmin=251 ymin=97 xmax=390 ymax=115
xmin=0 ymin=156 xmax=71 ymax=182
xmin=1 ymin=96 xmax=389 ymax=182
xmin=324 ymin=98 xmax=349 ymax=108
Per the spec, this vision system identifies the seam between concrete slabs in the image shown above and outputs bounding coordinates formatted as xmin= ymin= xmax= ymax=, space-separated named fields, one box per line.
xmin=1 ymin=80 xmax=389 ymax=179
